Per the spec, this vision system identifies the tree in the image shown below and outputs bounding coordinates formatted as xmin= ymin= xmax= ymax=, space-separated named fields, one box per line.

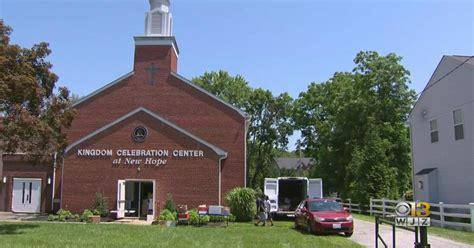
xmin=193 ymin=71 xmax=294 ymax=189
xmin=295 ymin=51 xmax=415 ymax=203
xmin=0 ymin=21 xmax=75 ymax=168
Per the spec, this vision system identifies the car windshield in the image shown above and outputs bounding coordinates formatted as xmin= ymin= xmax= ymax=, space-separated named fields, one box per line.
xmin=309 ymin=201 xmax=343 ymax=212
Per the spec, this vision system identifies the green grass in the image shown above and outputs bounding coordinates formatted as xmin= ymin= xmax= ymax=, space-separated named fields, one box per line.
xmin=352 ymin=213 xmax=474 ymax=245
xmin=0 ymin=221 xmax=362 ymax=248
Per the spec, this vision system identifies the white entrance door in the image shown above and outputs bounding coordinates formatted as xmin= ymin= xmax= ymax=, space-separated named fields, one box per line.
xmin=12 ymin=178 xmax=42 ymax=213
xmin=117 ymin=180 xmax=126 ymax=218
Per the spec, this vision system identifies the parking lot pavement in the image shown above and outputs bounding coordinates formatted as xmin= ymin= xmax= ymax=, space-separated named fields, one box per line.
xmin=350 ymin=219 xmax=474 ymax=248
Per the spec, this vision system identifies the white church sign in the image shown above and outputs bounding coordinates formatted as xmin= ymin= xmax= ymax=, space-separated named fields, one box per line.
xmin=76 ymin=148 xmax=205 ymax=167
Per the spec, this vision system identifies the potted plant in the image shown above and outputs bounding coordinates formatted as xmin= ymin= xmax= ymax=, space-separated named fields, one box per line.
xmin=159 ymin=209 xmax=177 ymax=227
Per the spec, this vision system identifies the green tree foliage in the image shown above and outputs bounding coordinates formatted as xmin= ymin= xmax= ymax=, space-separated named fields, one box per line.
xmin=193 ymin=71 xmax=294 ymax=189
xmin=295 ymin=52 xmax=416 ymax=203
xmin=0 ymin=21 xmax=75 ymax=161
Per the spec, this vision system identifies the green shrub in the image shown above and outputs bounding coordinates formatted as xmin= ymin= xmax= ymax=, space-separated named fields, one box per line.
xmin=225 ymin=187 xmax=256 ymax=222
xmin=48 ymin=214 xmax=59 ymax=221
xmin=188 ymin=209 xmax=199 ymax=225
xmin=159 ymin=209 xmax=176 ymax=221
xmin=188 ymin=209 xmax=210 ymax=225
xmin=92 ymin=192 xmax=109 ymax=217
xmin=56 ymin=209 xmax=73 ymax=221
xmin=200 ymin=215 xmax=210 ymax=224
xmin=228 ymin=214 xmax=236 ymax=222
xmin=81 ymin=209 xmax=94 ymax=222
xmin=164 ymin=193 xmax=176 ymax=212
xmin=70 ymin=214 xmax=81 ymax=222
xmin=209 ymin=215 xmax=225 ymax=222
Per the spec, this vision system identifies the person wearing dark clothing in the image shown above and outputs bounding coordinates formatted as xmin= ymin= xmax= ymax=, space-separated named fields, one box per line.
xmin=254 ymin=196 xmax=267 ymax=226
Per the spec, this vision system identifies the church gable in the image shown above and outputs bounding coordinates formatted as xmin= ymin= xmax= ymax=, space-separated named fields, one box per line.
xmin=65 ymin=107 xmax=227 ymax=158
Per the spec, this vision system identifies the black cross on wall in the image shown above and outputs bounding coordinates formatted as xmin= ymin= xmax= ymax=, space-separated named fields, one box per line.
xmin=145 ymin=63 xmax=158 ymax=85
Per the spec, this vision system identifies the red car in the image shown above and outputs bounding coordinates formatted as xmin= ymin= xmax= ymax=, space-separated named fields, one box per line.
xmin=294 ymin=198 xmax=354 ymax=237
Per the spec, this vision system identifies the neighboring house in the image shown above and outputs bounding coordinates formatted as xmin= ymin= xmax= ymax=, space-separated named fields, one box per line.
xmin=409 ymin=55 xmax=474 ymax=204
xmin=275 ymin=157 xmax=312 ymax=173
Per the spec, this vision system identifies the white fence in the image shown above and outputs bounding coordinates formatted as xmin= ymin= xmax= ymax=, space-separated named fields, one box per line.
xmin=338 ymin=198 xmax=474 ymax=232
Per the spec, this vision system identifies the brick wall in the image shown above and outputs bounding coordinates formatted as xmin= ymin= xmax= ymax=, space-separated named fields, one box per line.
xmin=62 ymin=43 xmax=246 ymax=214
xmin=1 ymin=155 xmax=53 ymax=213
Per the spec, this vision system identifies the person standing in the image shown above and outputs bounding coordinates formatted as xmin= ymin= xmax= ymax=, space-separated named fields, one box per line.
xmin=264 ymin=195 xmax=274 ymax=226
xmin=254 ymin=195 xmax=267 ymax=226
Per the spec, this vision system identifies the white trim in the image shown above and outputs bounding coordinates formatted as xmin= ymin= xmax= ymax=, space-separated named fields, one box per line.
xmin=134 ymin=36 xmax=179 ymax=58
xmin=244 ymin=118 xmax=250 ymax=187
xmin=72 ymin=72 xmax=134 ymax=108
xmin=65 ymin=107 xmax=228 ymax=157
xmin=51 ymin=153 xmax=57 ymax=212
xmin=12 ymin=178 xmax=42 ymax=181
xmin=120 ymin=179 xmax=156 ymax=218
xmin=170 ymin=72 xmax=248 ymax=118
xmin=60 ymin=158 xmax=64 ymax=210
xmin=218 ymin=154 xmax=227 ymax=206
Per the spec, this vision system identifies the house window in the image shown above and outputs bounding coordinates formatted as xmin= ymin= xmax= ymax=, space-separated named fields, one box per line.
xmin=429 ymin=119 xmax=438 ymax=143
xmin=418 ymin=181 xmax=424 ymax=190
xmin=453 ymin=109 xmax=464 ymax=140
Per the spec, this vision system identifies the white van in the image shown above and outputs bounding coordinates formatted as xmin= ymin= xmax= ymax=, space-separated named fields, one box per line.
xmin=264 ymin=177 xmax=323 ymax=217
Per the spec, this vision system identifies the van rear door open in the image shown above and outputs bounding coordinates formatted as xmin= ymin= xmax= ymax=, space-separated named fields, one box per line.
xmin=308 ymin=178 xmax=323 ymax=199
xmin=264 ymin=177 xmax=323 ymax=217
xmin=264 ymin=178 xmax=278 ymax=212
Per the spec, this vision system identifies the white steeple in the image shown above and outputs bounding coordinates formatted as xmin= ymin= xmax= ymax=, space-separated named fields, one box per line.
xmin=145 ymin=0 xmax=173 ymax=37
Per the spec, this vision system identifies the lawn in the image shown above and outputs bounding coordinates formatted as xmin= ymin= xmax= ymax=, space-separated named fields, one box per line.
xmin=0 ymin=221 xmax=362 ymax=248
xmin=352 ymin=213 xmax=474 ymax=245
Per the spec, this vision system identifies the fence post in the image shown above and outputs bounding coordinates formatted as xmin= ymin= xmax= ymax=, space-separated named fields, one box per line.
xmin=470 ymin=203 xmax=474 ymax=232
xmin=439 ymin=202 xmax=444 ymax=228
xmin=348 ymin=199 xmax=352 ymax=212
xmin=370 ymin=198 xmax=373 ymax=216
xmin=382 ymin=198 xmax=386 ymax=217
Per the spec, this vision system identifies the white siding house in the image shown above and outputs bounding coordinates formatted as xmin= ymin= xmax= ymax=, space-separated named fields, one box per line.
xmin=409 ymin=55 xmax=473 ymax=204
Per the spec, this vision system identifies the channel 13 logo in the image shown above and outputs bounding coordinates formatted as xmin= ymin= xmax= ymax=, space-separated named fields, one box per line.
xmin=394 ymin=201 xmax=431 ymax=227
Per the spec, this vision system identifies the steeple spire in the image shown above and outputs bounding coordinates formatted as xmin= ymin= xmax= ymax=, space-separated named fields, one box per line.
xmin=145 ymin=0 xmax=172 ymax=37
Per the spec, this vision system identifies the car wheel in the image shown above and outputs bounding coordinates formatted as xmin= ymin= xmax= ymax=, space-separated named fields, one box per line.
xmin=344 ymin=232 xmax=353 ymax=237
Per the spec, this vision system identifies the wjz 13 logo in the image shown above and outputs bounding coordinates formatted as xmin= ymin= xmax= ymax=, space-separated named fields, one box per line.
xmin=395 ymin=202 xmax=431 ymax=227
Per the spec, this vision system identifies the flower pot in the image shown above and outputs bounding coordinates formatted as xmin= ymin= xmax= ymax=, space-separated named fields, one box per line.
xmin=165 ymin=220 xmax=176 ymax=227
xmin=90 ymin=215 xmax=101 ymax=224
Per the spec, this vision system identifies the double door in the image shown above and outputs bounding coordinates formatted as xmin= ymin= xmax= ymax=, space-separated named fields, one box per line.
xmin=12 ymin=178 xmax=42 ymax=213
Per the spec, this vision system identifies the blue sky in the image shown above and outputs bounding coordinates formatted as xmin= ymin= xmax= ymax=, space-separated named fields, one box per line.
xmin=1 ymin=0 xmax=473 ymax=149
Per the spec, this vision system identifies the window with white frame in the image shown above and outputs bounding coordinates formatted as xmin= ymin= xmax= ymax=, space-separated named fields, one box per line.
xmin=429 ymin=119 xmax=439 ymax=143
xmin=453 ymin=109 xmax=464 ymax=140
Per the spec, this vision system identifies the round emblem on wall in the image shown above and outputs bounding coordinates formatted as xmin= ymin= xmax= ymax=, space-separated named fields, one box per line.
xmin=132 ymin=126 xmax=148 ymax=143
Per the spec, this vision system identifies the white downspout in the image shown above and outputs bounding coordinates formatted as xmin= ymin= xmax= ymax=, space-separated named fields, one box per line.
xmin=51 ymin=152 xmax=57 ymax=212
xmin=218 ymin=154 xmax=228 ymax=206
xmin=60 ymin=156 xmax=65 ymax=210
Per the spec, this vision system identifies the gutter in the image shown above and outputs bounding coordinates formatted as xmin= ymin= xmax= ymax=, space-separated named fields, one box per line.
xmin=218 ymin=153 xmax=228 ymax=206
xmin=51 ymin=152 xmax=57 ymax=212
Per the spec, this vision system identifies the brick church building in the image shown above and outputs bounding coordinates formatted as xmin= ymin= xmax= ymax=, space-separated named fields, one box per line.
xmin=0 ymin=0 xmax=247 ymax=219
